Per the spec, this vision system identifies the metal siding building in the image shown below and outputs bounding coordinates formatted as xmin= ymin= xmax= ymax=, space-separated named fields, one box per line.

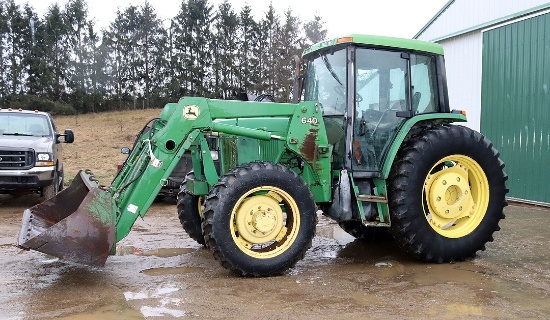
xmin=439 ymin=32 xmax=483 ymax=131
xmin=415 ymin=0 xmax=550 ymax=204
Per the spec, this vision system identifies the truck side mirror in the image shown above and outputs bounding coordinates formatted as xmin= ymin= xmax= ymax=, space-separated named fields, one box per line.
xmin=56 ymin=129 xmax=74 ymax=143
xmin=63 ymin=129 xmax=75 ymax=143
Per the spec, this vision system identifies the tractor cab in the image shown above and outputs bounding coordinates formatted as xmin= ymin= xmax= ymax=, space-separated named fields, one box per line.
xmin=301 ymin=35 xmax=447 ymax=174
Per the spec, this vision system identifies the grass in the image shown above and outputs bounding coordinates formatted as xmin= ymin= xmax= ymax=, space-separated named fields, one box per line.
xmin=55 ymin=108 xmax=163 ymax=186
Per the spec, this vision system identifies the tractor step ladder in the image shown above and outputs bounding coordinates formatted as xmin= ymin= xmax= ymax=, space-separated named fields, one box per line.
xmin=357 ymin=194 xmax=387 ymax=203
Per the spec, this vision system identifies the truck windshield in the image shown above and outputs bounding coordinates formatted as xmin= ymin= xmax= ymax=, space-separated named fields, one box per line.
xmin=304 ymin=48 xmax=347 ymax=116
xmin=0 ymin=114 xmax=51 ymax=136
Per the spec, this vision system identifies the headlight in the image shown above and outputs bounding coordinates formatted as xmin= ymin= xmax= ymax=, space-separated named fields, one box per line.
xmin=210 ymin=150 xmax=219 ymax=161
xmin=36 ymin=153 xmax=54 ymax=166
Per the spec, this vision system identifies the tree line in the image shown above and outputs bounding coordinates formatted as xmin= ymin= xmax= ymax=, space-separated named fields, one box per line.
xmin=0 ymin=0 xmax=327 ymax=114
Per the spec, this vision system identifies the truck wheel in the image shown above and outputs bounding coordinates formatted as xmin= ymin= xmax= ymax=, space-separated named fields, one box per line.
xmin=338 ymin=221 xmax=392 ymax=242
xmin=388 ymin=124 xmax=507 ymax=262
xmin=58 ymin=169 xmax=64 ymax=191
xmin=202 ymin=162 xmax=317 ymax=276
xmin=177 ymin=172 xmax=206 ymax=246
xmin=42 ymin=171 xmax=59 ymax=200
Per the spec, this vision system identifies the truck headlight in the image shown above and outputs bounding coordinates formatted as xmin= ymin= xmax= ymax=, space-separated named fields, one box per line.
xmin=36 ymin=153 xmax=54 ymax=166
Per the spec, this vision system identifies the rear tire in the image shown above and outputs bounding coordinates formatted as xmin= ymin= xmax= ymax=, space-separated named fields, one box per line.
xmin=177 ymin=172 xmax=206 ymax=246
xmin=388 ymin=124 xmax=507 ymax=262
xmin=202 ymin=162 xmax=317 ymax=276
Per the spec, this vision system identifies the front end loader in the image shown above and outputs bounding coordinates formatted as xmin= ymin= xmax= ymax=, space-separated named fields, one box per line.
xmin=18 ymin=35 xmax=507 ymax=276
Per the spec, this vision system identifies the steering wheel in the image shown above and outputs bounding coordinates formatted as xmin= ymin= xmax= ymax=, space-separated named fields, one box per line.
xmin=334 ymin=86 xmax=363 ymax=102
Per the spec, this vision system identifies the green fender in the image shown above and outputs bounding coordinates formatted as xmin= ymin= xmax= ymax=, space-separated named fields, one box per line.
xmin=372 ymin=113 xmax=467 ymax=224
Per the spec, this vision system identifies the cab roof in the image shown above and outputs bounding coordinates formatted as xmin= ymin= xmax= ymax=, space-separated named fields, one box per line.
xmin=0 ymin=108 xmax=49 ymax=116
xmin=303 ymin=34 xmax=444 ymax=57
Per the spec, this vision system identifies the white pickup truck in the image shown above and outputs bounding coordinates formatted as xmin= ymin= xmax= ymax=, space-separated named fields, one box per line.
xmin=0 ymin=108 xmax=74 ymax=199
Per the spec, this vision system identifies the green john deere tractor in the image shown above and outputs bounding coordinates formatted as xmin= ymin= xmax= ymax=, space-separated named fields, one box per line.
xmin=18 ymin=34 xmax=508 ymax=276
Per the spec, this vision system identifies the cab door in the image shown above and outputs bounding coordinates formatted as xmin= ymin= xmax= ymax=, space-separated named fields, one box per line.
xmin=352 ymin=48 xmax=408 ymax=172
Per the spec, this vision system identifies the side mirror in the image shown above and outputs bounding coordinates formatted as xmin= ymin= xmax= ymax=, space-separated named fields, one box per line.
xmin=63 ymin=129 xmax=75 ymax=143
xmin=291 ymin=55 xmax=304 ymax=104
xmin=56 ymin=129 xmax=74 ymax=143
xmin=121 ymin=147 xmax=131 ymax=154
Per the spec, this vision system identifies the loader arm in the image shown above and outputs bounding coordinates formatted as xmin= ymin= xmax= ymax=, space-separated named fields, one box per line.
xmin=18 ymin=96 xmax=331 ymax=266
xmin=108 ymin=97 xmax=332 ymax=244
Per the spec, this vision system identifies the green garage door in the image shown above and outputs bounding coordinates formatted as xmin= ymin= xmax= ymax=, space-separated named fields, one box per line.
xmin=481 ymin=12 xmax=550 ymax=204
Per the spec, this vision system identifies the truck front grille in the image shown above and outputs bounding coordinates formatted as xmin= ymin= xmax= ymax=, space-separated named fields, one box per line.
xmin=0 ymin=148 xmax=34 ymax=169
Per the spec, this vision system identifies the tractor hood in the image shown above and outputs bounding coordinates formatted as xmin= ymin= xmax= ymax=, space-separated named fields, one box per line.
xmin=0 ymin=135 xmax=54 ymax=153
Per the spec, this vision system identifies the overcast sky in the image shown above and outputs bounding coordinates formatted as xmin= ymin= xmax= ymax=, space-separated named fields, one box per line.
xmin=13 ymin=0 xmax=448 ymax=39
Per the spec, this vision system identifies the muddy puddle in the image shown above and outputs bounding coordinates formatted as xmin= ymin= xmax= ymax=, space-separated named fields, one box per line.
xmin=1 ymin=197 xmax=550 ymax=319
xmin=116 ymin=247 xmax=196 ymax=257
xmin=141 ymin=266 xmax=205 ymax=276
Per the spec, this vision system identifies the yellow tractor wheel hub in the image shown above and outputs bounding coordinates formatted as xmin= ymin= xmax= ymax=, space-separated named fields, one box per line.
xmin=423 ymin=155 xmax=489 ymax=238
xmin=230 ymin=186 xmax=300 ymax=259
xmin=234 ymin=195 xmax=284 ymax=244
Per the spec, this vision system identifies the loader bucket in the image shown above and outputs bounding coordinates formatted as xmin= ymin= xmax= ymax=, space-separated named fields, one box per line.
xmin=17 ymin=170 xmax=116 ymax=267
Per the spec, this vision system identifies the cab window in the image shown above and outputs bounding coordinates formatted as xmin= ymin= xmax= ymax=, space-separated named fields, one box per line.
xmin=304 ymin=48 xmax=347 ymax=116
xmin=410 ymin=54 xmax=439 ymax=114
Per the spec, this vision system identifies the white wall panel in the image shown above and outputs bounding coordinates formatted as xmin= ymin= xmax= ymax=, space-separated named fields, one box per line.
xmin=417 ymin=0 xmax=549 ymax=41
xmin=439 ymin=32 xmax=482 ymax=131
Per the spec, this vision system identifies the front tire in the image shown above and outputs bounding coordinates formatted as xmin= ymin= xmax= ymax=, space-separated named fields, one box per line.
xmin=202 ymin=162 xmax=317 ymax=276
xmin=58 ymin=168 xmax=64 ymax=191
xmin=177 ymin=172 xmax=205 ymax=246
xmin=388 ymin=124 xmax=507 ymax=262
xmin=42 ymin=171 xmax=59 ymax=200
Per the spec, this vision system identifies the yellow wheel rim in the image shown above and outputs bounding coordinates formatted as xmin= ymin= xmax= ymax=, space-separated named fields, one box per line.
xmin=230 ymin=186 xmax=300 ymax=259
xmin=198 ymin=196 xmax=203 ymax=218
xmin=422 ymin=155 xmax=489 ymax=238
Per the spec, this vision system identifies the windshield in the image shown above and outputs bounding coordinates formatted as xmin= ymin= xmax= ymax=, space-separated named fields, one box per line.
xmin=304 ymin=48 xmax=347 ymax=116
xmin=0 ymin=113 xmax=51 ymax=137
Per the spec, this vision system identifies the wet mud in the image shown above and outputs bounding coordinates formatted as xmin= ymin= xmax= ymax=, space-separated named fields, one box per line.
xmin=1 ymin=194 xmax=549 ymax=319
